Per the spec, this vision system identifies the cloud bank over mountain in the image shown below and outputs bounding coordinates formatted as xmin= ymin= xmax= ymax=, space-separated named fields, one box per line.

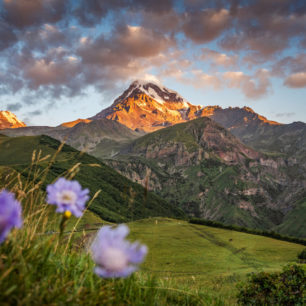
xmin=0 ymin=0 xmax=305 ymax=123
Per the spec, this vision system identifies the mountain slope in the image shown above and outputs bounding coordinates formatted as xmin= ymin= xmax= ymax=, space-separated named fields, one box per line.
xmin=0 ymin=111 xmax=26 ymax=129
xmin=61 ymin=118 xmax=92 ymax=127
xmin=106 ymin=117 xmax=305 ymax=235
xmin=0 ymin=134 xmax=184 ymax=222
xmin=90 ymin=81 xmax=284 ymax=135
xmin=274 ymin=198 xmax=306 ymax=238
xmin=91 ymin=80 xmax=203 ymax=132
xmin=207 ymin=106 xmax=306 ymax=171
xmin=2 ymin=119 xmax=143 ymax=159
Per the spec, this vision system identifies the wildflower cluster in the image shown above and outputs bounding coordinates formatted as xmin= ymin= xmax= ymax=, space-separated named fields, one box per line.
xmin=0 ymin=177 xmax=147 ymax=279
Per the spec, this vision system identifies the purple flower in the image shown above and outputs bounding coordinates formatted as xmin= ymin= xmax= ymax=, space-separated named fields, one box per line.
xmin=91 ymin=224 xmax=147 ymax=278
xmin=46 ymin=178 xmax=89 ymax=217
xmin=0 ymin=190 xmax=22 ymax=244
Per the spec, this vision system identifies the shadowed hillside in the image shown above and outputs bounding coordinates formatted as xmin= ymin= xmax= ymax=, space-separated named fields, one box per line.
xmin=0 ymin=134 xmax=184 ymax=222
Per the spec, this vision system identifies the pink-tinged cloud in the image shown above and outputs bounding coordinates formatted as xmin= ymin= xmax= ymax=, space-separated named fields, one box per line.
xmin=23 ymin=58 xmax=81 ymax=88
xmin=200 ymin=48 xmax=238 ymax=68
xmin=284 ymin=72 xmax=306 ymax=88
xmin=223 ymin=69 xmax=271 ymax=99
xmin=191 ymin=70 xmax=222 ymax=90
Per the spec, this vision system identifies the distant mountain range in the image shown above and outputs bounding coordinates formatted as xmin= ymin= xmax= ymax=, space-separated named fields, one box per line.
xmin=2 ymin=80 xmax=305 ymax=162
xmin=1 ymin=80 xmax=305 ymax=237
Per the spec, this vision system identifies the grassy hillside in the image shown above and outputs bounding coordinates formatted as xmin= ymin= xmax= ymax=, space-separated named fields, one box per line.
xmin=0 ymin=134 xmax=184 ymax=222
xmin=275 ymin=198 xmax=306 ymax=238
xmin=128 ymin=218 xmax=305 ymax=302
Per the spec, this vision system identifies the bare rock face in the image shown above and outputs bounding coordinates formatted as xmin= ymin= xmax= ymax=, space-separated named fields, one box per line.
xmin=0 ymin=111 xmax=26 ymax=129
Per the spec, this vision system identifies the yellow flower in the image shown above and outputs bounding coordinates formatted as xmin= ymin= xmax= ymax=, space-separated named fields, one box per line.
xmin=64 ymin=210 xmax=72 ymax=219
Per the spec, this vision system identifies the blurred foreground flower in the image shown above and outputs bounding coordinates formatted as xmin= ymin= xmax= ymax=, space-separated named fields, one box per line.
xmin=0 ymin=190 xmax=22 ymax=243
xmin=46 ymin=178 xmax=89 ymax=217
xmin=91 ymin=224 xmax=147 ymax=278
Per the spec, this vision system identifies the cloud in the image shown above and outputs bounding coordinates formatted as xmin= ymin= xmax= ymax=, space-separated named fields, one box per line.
xmin=183 ymin=9 xmax=230 ymax=43
xmin=171 ymin=68 xmax=271 ymax=99
xmin=0 ymin=21 xmax=17 ymax=51
xmin=28 ymin=110 xmax=42 ymax=116
xmin=199 ymin=48 xmax=237 ymax=68
xmin=272 ymin=54 xmax=306 ymax=76
xmin=21 ymin=24 xmax=78 ymax=53
xmin=74 ymin=0 xmax=174 ymax=26
xmin=223 ymin=69 xmax=271 ymax=99
xmin=23 ymin=58 xmax=81 ymax=89
xmin=275 ymin=112 xmax=295 ymax=118
xmin=191 ymin=70 xmax=222 ymax=90
xmin=6 ymin=103 xmax=22 ymax=111
xmin=219 ymin=1 xmax=306 ymax=58
xmin=284 ymin=72 xmax=306 ymax=88
xmin=76 ymin=24 xmax=175 ymax=90
xmin=0 ymin=0 xmax=305 ymax=113
xmin=2 ymin=0 xmax=67 ymax=29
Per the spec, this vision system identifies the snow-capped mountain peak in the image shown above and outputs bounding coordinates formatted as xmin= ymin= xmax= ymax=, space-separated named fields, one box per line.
xmin=117 ymin=79 xmax=189 ymax=106
xmin=91 ymin=80 xmax=203 ymax=132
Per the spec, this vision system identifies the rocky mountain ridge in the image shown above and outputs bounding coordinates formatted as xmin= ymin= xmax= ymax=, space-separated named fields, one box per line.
xmin=90 ymin=80 xmax=282 ymax=133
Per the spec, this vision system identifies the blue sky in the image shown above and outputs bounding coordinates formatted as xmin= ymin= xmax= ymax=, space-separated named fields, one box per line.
xmin=0 ymin=0 xmax=305 ymax=126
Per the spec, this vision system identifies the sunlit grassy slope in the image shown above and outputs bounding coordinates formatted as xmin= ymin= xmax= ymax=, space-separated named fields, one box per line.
xmin=128 ymin=218 xmax=305 ymax=301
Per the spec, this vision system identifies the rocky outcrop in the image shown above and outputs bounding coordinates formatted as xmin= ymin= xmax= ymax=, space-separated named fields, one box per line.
xmin=0 ymin=111 xmax=26 ymax=129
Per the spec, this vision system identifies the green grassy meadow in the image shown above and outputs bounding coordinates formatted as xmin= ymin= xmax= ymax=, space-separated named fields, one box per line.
xmin=127 ymin=218 xmax=304 ymax=302
xmin=70 ymin=214 xmax=305 ymax=302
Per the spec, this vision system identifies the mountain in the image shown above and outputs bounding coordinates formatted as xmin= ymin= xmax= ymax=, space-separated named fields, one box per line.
xmin=106 ymin=117 xmax=306 ymax=236
xmin=2 ymin=119 xmax=143 ymax=159
xmin=90 ymin=80 xmax=284 ymax=134
xmin=91 ymin=80 xmax=204 ymax=132
xmin=0 ymin=134 xmax=184 ymax=222
xmin=89 ymin=80 xmax=305 ymax=171
xmin=4 ymin=81 xmax=305 ymax=163
xmin=207 ymin=106 xmax=306 ymax=170
xmin=61 ymin=118 xmax=92 ymax=128
xmin=0 ymin=111 xmax=26 ymax=129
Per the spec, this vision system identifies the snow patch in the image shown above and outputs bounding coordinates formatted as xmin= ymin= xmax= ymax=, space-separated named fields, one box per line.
xmin=129 ymin=79 xmax=189 ymax=105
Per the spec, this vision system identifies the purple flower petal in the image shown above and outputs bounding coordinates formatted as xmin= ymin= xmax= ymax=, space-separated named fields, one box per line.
xmin=0 ymin=190 xmax=23 ymax=244
xmin=46 ymin=178 xmax=89 ymax=217
xmin=91 ymin=224 xmax=147 ymax=278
